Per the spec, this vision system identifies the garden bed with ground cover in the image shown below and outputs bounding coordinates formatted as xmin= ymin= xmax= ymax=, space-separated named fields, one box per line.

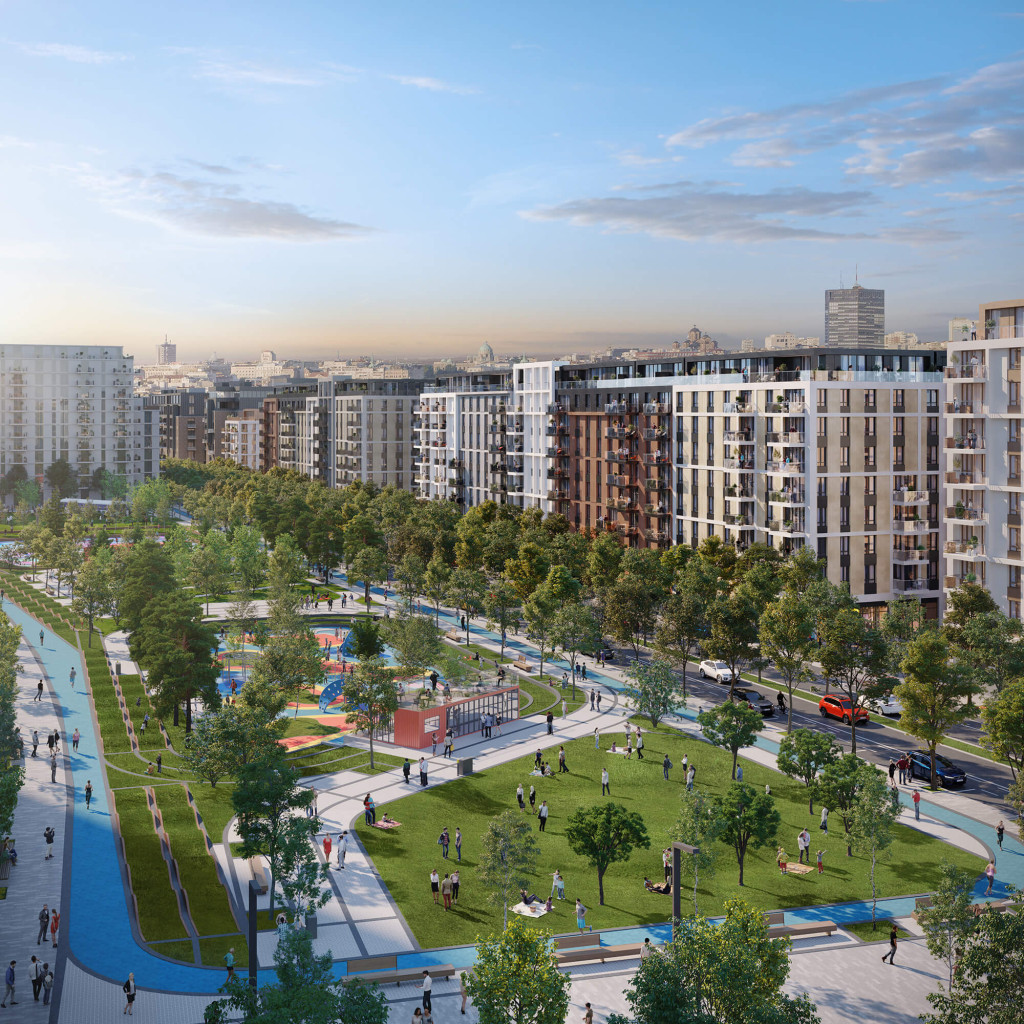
xmin=358 ymin=726 xmax=985 ymax=949
xmin=843 ymin=919 xmax=912 ymax=942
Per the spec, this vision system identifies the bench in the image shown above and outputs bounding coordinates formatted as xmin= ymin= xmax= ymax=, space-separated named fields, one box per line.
xmin=912 ymin=896 xmax=933 ymax=922
xmin=554 ymin=934 xmax=646 ymax=965
xmin=513 ymin=656 xmax=532 ymax=673
xmin=444 ymin=630 xmax=461 ymax=643
xmin=764 ymin=911 xmax=837 ymax=939
xmin=973 ymin=898 xmax=1014 ymax=917
xmin=554 ymin=932 xmax=601 ymax=951
xmin=345 ymin=954 xmax=455 ymax=986
xmin=250 ymin=859 xmax=268 ymax=896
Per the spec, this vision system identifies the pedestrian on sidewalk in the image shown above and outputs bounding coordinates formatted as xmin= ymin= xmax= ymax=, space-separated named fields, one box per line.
xmin=561 ymin=698 xmax=567 ymax=718
xmin=996 ymin=820 xmax=1005 ymax=850
xmin=69 ymin=667 xmax=76 ymax=688
xmin=546 ymin=711 xmax=554 ymax=735
xmin=596 ymin=692 xmax=602 ymax=711
xmin=46 ymin=731 xmax=55 ymax=755
xmin=223 ymin=948 xmax=235 ymax=981
xmin=558 ymin=746 xmax=568 ymax=773
xmin=38 ymin=629 xmax=43 ymax=647
xmin=323 ymin=834 xmax=332 ymax=863
xmin=2 ymin=961 xmax=16 ymax=1006
xmin=156 ymin=754 xmax=162 ymax=774
xmin=338 ymin=832 xmax=348 ymax=869
xmin=443 ymin=734 xmax=452 ymax=759
xmin=516 ymin=783 xmax=525 ymax=810
xmin=985 ymin=859 xmax=996 ymax=895
xmin=601 ymin=768 xmax=610 ymax=796
xmin=37 ymin=905 xmax=49 ymax=945
xmin=29 ymin=957 xmax=41 ymax=1002
xmin=418 ymin=970 xmax=433 ymax=1013
xmin=455 ymin=827 xmax=462 ymax=862
xmin=888 ymin=759 xmax=897 ymax=784
xmin=431 ymin=731 xmax=438 ymax=756
xmin=72 ymin=728 xmax=80 ymax=752
xmin=582 ymin=664 xmax=587 ymax=680
xmin=419 ymin=757 xmax=428 ymax=787
xmin=43 ymin=827 xmax=55 ymax=859
xmin=50 ymin=908 xmax=60 ymax=947
xmin=403 ymin=758 xmax=411 ymax=784
xmin=589 ymin=690 xmax=595 ymax=710
xmin=31 ymin=730 xmax=38 ymax=757
xmin=41 ymin=965 xmax=52 ymax=1006
xmin=897 ymin=754 xmax=909 ymax=785
xmin=35 ymin=680 xmax=43 ymax=702
xmin=538 ymin=801 xmax=549 ymax=832
xmin=912 ymin=790 xmax=920 ymax=821
xmin=663 ymin=754 xmax=671 ymax=780
xmin=881 ymin=924 xmax=898 ymax=965
xmin=430 ymin=870 xmax=440 ymax=904
xmin=123 ymin=972 xmax=137 ymax=1014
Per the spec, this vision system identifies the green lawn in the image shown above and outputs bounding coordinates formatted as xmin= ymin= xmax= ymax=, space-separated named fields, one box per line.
xmin=843 ymin=919 xmax=911 ymax=942
xmin=356 ymin=726 xmax=986 ymax=949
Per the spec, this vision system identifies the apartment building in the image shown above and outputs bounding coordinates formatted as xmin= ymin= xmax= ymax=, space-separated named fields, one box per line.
xmin=223 ymin=409 xmax=261 ymax=470
xmin=943 ymin=300 xmax=1024 ymax=618
xmin=0 ymin=343 xmax=147 ymax=493
xmin=260 ymin=385 xmax=316 ymax=472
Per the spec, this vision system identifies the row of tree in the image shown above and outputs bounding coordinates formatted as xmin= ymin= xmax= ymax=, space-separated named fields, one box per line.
xmin=0 ymin=612 xmax=24 ymax=860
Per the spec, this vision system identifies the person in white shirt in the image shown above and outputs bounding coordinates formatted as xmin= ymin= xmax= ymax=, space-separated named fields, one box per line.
xmin=797 ymin=828 xmax=811 ymax=864
xmin=337 ymin=832 xmax=348 ymax=869
xmin=601 ymin=769 xmax=610 ymax=795
xmin=418 ymin=971 xmax=433 ymax=1013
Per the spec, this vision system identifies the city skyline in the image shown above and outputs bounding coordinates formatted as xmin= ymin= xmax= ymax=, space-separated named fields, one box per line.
xmin=1 ymin=1 xmax=1021 ymax=359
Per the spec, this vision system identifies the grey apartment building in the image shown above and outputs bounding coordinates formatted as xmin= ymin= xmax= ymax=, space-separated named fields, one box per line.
xmin=825 ymin=284 xmax=885 ymax=348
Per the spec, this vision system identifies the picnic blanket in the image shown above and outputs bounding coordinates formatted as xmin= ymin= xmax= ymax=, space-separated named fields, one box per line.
xmin=372 ymin=820 xmax=401 ymax=829
xmin=512 ymin=901 xmax=549 ymax=917
xmin=606 ymin=748 xmax=632 ymax=755
xmin=785 ymin=862 xmax=813 ymax=875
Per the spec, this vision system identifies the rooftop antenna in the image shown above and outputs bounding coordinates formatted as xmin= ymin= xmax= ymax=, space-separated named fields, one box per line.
xmin=855 ymin=263 xmax=859 ymax=286
xmin=839 ymin=271 xmax=844 ymax=289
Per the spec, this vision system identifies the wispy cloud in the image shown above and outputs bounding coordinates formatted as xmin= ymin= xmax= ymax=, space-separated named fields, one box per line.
xmin=15 ymin=41 xmax=130 ymax=64
xmin=387 ymin=74 xmax=478 ymax=95
xmin=194 ymin=60 xmax=326 ymax=87
xmin=76 ymin=163 xmax=371 ymax=241
xmin=525 ymin=181 xmax=959 ymax=245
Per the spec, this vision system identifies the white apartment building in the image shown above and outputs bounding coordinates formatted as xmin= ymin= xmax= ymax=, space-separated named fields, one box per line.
xmin=0 ymin=343 xmax=148 ymax=494
xmin=223 ymin=409 xmax=261 ymax=470
xmin=943 ymin=300 xmax=1024 ymax=618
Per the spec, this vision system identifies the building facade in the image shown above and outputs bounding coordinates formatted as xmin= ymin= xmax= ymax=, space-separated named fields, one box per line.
xmin=942 ymin=300 xmax=1024 ymax=618
xmin=825 ymin=285 xmax=885 ymax=348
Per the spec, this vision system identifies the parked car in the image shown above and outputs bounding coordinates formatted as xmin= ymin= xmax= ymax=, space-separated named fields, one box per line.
xmin=731 ymin=688 xmax=775 ymax=716
xmin=699 ymin=660 xmax=733 ymax=683
xmin=858 ymin=692 xmax=903 ymax=717
xmin=597 ymin=648 xmax=616 ymax=663
xmin=909 ymin=750 xmax=967 ymax=787
xmin=818 ymin=694 xmax=870 ymax=725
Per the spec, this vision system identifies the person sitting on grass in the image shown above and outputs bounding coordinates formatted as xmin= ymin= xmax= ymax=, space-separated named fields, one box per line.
xmin=610 ymin=741 xmax=618 ymax=753
xmin=644 ymin=877 xmax=671 ymax=894
xmin=379 ymin=813 xmax=396 ymax=825
xmin=541 ymin=762 xmax=553 ymax=776
xmin=544 ymin=896 xmax=554 ymax=912
xmin=519 ymin=889 xmax=541 ymax=906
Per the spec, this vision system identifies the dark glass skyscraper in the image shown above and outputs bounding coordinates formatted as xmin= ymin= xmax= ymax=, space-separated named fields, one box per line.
xmin=825 ymin=284 xmax=884 ymax=347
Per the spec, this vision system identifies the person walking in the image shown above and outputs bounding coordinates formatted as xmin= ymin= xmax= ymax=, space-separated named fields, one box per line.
xmin=41 ymin=965 xmax=53 ymax=1007
xmin=640 ymin=937 xmax=654 ymax=961
xmin=558 ymin=746 xmax=568 ymax=773
xmin=430 ymin=869 xmax=440 ymax=905
xmin=459 ymin=972 xmax=469 ymax=1015
xmin=601 ymin=768 xmax=610 ymax=796
xmin=50 ymin=907 xmax=60 ymax=947
xmin=2 ymin=961 xmax=16 ymax=1007
xmin=338 ymin=832 xmax=348 ymax=869
xmin=888 ymin=759 xmax=897 ymax=784
xmin=816 ymin=849 xmax=824 ymax=875
xmin=538 ymin=801 xmax=549 ymax=832
xmin=440 ymin=873 xmax=453 ymax=911
xmin=443 ymin=733 xmax=453 ymax=759
xmin=223 ymin=948 xmax=235 ymax=982
xmin=431 ymin=731 xmax=438 ymax=756
xmin=37 ymin=905 xmax=49 ymax=945
xmin=72 ymin=728 xmax=80 ymax=752
xmin=123 ymin=972 xmax=137 ymax=1014
xmin=985 ymin=859 xmax=996 ymax=895
xmin=418 ymin=970 xmax=433 ymax=1013
xmin=516 ymin=783 xmax=525 ymax=811
xmin=819 ymin=806 xmax=829 ymax=834
xmin=996 ymin=820 xmax=1005 ymax=850
xmin=29 ymin=957 xmax=42 ymax=1002
xmin=455 ymin=827 xmax=462 ymax=862
xmin=662 ymin=753 xmax=671 ymax=780
xmin=323 ymin=834 xmax=332 ymax=863
xmin=49 ymin=752 xmax=57 ymax=784
xmin=38 ymin=629 xmax=44 ymax=648
xmin=584 ymin=1003 xmax=594 ymax=1024
xmin=590 ymin=690 xmax=595 ymax=710
xmin=43 ymin=827 xmax=55 ymax=860
xmin=69 ymin=667 xmax=76 ymax=688
xmin=419 ymin=757 xmax=428 ymax=787
xmin=31 ymin=729 xmax=38 ymax=757
xmin=35 ymin=680 xmax=43 ymax=702
xmin=636 ymin=731 xmax=644 ymax=760
xmin=596 ymin=691 xmax=602 ymax=710
xmin=551 ymin=870 xmax=562 ymax=899
xmin=156 ymin=753 xmax=162 ymax=774
xmin=686 ymin=766 xmax=695 ymax=792
xmin=439 ymin=827 xmax=450 ymax=860
xmin=594 ymin=727 xmax=600 ymax=750
xmin=403 ymin=758 xmax=411 ymax=784
xmin=897 ymin=754 xmax=909 ymax=785
xmin=451 ymin=869 xmax=460 ymax=905
xmin=912 ymin=790 xmax=920 ymax=821
xmin=546 ymin=711 xmax=554 ymax=735
xmin=881 ymin=923 xmax=898 ymax=965
xmin=575 ymin=899 xmax=589 ymax=934
xmin=561 ymin=698 xmax=567 ymax=718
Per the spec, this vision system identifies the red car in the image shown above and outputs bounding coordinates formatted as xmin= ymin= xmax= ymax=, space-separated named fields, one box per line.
xmin=818 ymin=694 xmax=870 ymax=726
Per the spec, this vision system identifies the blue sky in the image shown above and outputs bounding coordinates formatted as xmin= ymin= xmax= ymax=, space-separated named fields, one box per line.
xmin=1 ymin=0 xmax=1022 ymax=360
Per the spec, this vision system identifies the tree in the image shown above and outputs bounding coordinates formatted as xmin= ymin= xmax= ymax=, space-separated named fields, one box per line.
xmin=252 ymin=629 xmax=325 ymax=717
xmin=96 ymin=468 xmax=129 ymax=501
xmin=775 ymin=729 xmax=838 ymax=813
xmin=394 ymin=552 xmax=426 ymax=611
xmin=881 ymin=596 xmax=927 ymax=677
xmin=982 ymin=677 xmax=1024 ymax=780
xmin=670 ymin=788 xmax=721 ymax=916
xmin=608 ymin=898 xmax=820 ymax=1024
xmin=523 ymin=585 xmax=558 ymax=679
xmin=447 ymin=567 xmax=486 ymax=643
xmin=204 ymin=924 xmax=388 ymax=1024
xmin=550 ymin=603 xmax=602 ymax=699
xmin=849 ymin=764 xmax=901 ymax=929
xmin=759 ymin=592 xmax=815 ymax=731
xmin=13 ymin=478 xmax=40 ymax=510
xmin=231 ymin=524 xmax=268 ymax=595
xmin=465 ymin=915 xmax=571 ymax=1024
xmin=0 ymin=613 xmax=24 ymax=842
xmin=816 ymin=603 xmax=890 ymax=754
xmin=712 ymin=783 xmax=781 ymax=886
xmin=504 ymin=541 xmax=551 ymax=602
xmin=921 ymin=889 xmax=1024 ymax=1024
xmin=564 ymin=802 xmax=650 ymax=905
xmin=189 ymin=530 xmax=234 ymax=615
xmin=941 ymin=580 xmax=998 ymax=652
xmin=342 ymin=657 xmax=398 ymax=770
xmin=72 ymin=549 xmax=111 ymax=647
xmin=623 ymin=658 xmax=684 ymax=728
xmin=422 ymin=553 xmax=451 ymax=626
xmin=697 ymin=700 xmax=764 ymax=779
xmin=121 ymin=540 xmax=178 ymax=636
xmin=484 ymin=577 xmax=521 ymax=662
xmin=476 ymin=809 xmax=541 ymax=929
xmin=896 ymin=631 xmax=975 ymax=789
xmin=178 ymin=711 xmax=233 ymax=788
xmin=918 ymin=863 xmax=977 ymax=991
xmin=382 ymin=613 xmax=441 ymax=677
xmin=956 ymin=611 xmax=1024 ymax=696
xmin=703 ymin=589 xmax=759 ymax=699
xmin=813 ymin=752 xmax=862 ymax=856
xmin=606 ymin=573 xmax=658 ymax=660
xmin=348 ymin=617 xmax=384 ymax=661
xmin=233 ymin=745 xmax=317 ymax=916
xmin=44 ymin=458 xmax=78 ymax=498
xmin=349 ymin=546 xmax=387 ymax=606
xmin=654 ymin=557 xmax=717 ymax=695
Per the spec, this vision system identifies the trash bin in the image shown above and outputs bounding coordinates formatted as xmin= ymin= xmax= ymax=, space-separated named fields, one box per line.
xmin=304 ymin=913 xmax=318 ymax=939
xmin=457 ymin=757 xmax=474 ymax=777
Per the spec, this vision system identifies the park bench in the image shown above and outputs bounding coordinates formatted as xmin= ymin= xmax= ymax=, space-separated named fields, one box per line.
xmin=973 ymin=898 xmax=1015 ymax=917
xmin=764 ymin=911 xmax=838 ymax=939
xmin=513 ymin=655 xmax=532 ymax=673
xmin=554 ymin=933 xmax=600 ymax=951
xmin=344 ymin=954 xmax=455 ymax=986
xmin=912 ymin=897 xmax=933 ymax=922
xmin=444 ymin=630 xmax=461 ymax=643
xmin=554 ymin=932 xmax=645 ymax=965
xmin=250 ymin=859 xmax=269 ymax=896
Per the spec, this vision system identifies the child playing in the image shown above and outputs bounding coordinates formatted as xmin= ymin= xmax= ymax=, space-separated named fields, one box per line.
xmin=777 ymin=846 xmax=788 ymax=874
xmin=816 ymin=849 xmax=824 ymax=875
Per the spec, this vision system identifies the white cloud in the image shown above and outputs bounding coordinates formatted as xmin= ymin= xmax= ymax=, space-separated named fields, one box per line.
xmin=15 ymin=42 xmax=129 ymax=64
xmin=387 ymin=74 xmax=477 ymax=95
xmin=194 ymin=60 xmax=325 ymax=87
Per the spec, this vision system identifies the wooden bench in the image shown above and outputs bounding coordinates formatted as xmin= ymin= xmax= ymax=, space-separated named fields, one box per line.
xmin=250 ymin=859 xmax=269 ymax=896
xmin=554 ymin=933 xmax=646 ymax=965
xmin=554 ymin=932 xmax=601 ymax=951
xmin=912 ymin=896 xmax=933 ymax=922
xmin=513 ymin=655 xmax=532 ymax=673
xmin=973 ymin=898 xmax=1014 ymax=917
xmin=345 ymin=955 xmax=455 ymax=986
xmin=444 ymin=630 xmax=461 ymax=643
xmin=764 ymin=911 xmax=837 ymax=939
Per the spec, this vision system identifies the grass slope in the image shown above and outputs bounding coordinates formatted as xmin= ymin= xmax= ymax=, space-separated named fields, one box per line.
xmin=357 ymin=726 xmax=985 ymax=949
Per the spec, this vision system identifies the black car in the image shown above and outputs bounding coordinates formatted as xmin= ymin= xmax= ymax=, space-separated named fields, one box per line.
xmin=731 ymin=688 xmax=775 ymax=717
xmin=597 ymin=648 xmax=616 ymax=663
xmin=909 ymin=750 xmax=967 ymax=787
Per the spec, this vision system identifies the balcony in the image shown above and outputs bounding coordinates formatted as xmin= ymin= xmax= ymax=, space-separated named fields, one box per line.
xmin=605 ymin=402 xmax=638 ymax=415
xmin=642 ymin=427 xmax=668 ymax=441
xmin=546 ymin=466 xmax=569 ymax=478
xmin=945 ymin=469 xmax=986 ymax=486
xmin=605 ymin=451 xmax=635 ymax=464
xmin=488 ymin=444 xmax=505 ymax=454
xmin=945 ymin=364 xmax=988 ymax=379
xmin=643 ymin=402 xmax=671 ymax=415
xmin=893 ymin=519 xmax=930 ymax=534
xmin=546 ymin=403 xmax=565 ymax=415
xmin=723 ymin=402 xmax=753 ymax=414
xmin=644 ymin=478 xmax=667 ymax=491
xmin=644 ymin=528 xmax=672 ymax=544
xmin=769 ymin=490 xmax=805 ymax=505
xmin=605 ymin=426 xmax=637 ymax=440
xmin=894 ymin=489 xmax=930 ymax=505
xmin=507 ymin=422 xmax=524 ymax=434
xmin=766 ymin=461 xmax=804 ymax=475
xmin=723 ymin=458 xmax=755 ymax=471
xmin=546 ymin=490 xmax=569 ymax=501
xmin=945 ymin=541 xmax=984 ymax=558
xmin=507 ymin=462 xmax=524 ymax=474
xmin=643 ymin=453 xmax=671 ymax=466
xmin=724 ymin=431 xmax=752 ymax=444
xmin=606 ymin=474 xmax=630 ymax=488
xmin=545 ymin=424 xmax=569 ymax=436
xmin=892 ymin=548 xmax=928 ymax=563
xmin=894 ymin=579 xmax=932 ymax=593
xmin=724 ymin=513 xmax=752 ymax=526
xmin=944 ymin=574 xmax=983 ymax=591
xmin=643 ymin=503 xmax=670 ymax=516
xmin=944 ymin=504 xmax=985 ymax=522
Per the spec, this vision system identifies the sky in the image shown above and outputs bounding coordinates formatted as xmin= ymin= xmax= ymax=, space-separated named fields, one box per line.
xmin=1 ymin=1 xmax=1023 ymax=362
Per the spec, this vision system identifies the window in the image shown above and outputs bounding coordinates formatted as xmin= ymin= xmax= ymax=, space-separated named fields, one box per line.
xmin=927 ymin=444 xmax=938 ymax=466
xmin=864 ymin=389 xmax=876 ymax=408
xmin=893 ymin=417 xmax=905 ymax=436
xmin=840 ymin=389 xmax=850 ymax=408
xmin=841 ymin=564 xmax=850 ymax=582
xmin=894 ymin=389 xmax=905 ymax=408
xmin=840 ymin=416 xmax=850 ymax=436
xmin=840 ymin=477 xmax=850 ymax=496
xmin=818 ymin=507 xmax=826 ymax=527
xmin=864 ymin=447 xmax=876 ymax=468
xmin=817 ymin=391 xmax=828 ymax=411
xmin=817 ymin=478 xmax=827 ymax=496
xmin=865 ymin=417 xmax=876 ymax=437
xmin=817 ymin=447 xmax=827 ymax=470
xmin=840 ymin=507 xmax=849 ymax=529
xmin=864 ymin=535 xmax=876 ymax=555
xmin=817 ymin=417 xmax=827 ymax=437
xmin=840 ymin=447 xmax=850 ymax=470
xmin=864 ymin=477 xmax=876 ymax=495
xmin=865 ymin=563 xmax=876 ymax=584
xmin=926 ymin=389 xmax=939 ymax=409
xmin=839 ymin=536 xmax=850 ymax=556
xmin=893 ymin=446 xmax=904 ymax=465
xmin=928 ymin=416 xmax=938 ymax=434
xmin=865 ymin=505 xmax=876 ymax=527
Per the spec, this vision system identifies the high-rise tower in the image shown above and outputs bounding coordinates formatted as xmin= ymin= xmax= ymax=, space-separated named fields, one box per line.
xmin=825 ymin=283 xmax=884 ymax=347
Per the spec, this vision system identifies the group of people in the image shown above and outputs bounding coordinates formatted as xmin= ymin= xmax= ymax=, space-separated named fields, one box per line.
xmin=435 ymin=826 xmax=463 ymax=861
xmin=776 ymin=828 xmax=826 ymax=875
xmin=429 ymin=867 xmax=461 ymax=909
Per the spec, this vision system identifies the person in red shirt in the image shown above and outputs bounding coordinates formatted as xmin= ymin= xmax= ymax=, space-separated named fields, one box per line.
xmin=912 ymin=789 xmax=921 ymax=821
xmin=323 ymin=835 xmax=332 ymax=861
